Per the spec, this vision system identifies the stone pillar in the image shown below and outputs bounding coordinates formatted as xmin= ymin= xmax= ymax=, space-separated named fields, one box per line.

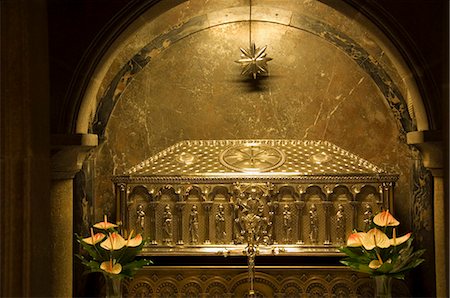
xmin=271 ymin=202 xmax=279 ymax=244
xmin=1 ymin=0 xmax=50 ymax=296
xmin=51 ymin=134 xmax=98 ymax=297
xmin=176 ymin=202 xmax=185 ymax=245
xmin=203 ymin=202 xmax=213 ymax=244
xmin=149 ymin=202 xmax=158 ymax=245
xmin=381 ymin=182 xmax=393 ymax=212
xmin=295 ymin=201 xmax=305 ymax=244
xmin=431 ymin=171 xmax=446 ymax=297
xmin=49 ymin=179 xmax=74 ymax=296
xmin=349 ymin=201 xmax=358 ymax=230
xmin=322 ymin=201 xmax=332 ymax=245
xmin=115 ymin=183 xmax=127 ymax=235
xmin=407 ymin=130 xmax=447 ymax=297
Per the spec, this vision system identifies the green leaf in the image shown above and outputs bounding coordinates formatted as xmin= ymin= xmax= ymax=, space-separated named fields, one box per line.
xmin=376 ymin=261 xmax=394 ymax=274
xmin=340 ymin=260 xmax=374 ymax=274
xmin=120 ymin=259 xmax=152 ymax=278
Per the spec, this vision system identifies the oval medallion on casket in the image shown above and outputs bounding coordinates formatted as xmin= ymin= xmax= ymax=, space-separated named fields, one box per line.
xmin=219 ymin=143 xmax=286 ymax=172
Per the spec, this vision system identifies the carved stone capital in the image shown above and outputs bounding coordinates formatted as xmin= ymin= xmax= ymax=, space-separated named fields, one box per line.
xmin=294 ymin=201 xmax=305 ymax=210
xmin=407 ymin=130 xmax=443 ymax=176
xmin=51 ymin=134 xmax=98 ymax=179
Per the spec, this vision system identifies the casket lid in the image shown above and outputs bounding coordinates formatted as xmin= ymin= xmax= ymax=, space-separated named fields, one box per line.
xmin=116 ymin=140 xmax=397 ymax=183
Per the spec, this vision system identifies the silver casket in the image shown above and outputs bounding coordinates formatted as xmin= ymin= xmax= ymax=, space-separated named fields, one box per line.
xmin=112 ymin=140 xmax=404 ymax=297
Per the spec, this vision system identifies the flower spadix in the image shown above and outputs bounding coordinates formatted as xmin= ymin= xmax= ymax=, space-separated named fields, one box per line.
xmin=100 ymin=259 xmax=122 ymax=274
xmin=373 ymin=210 xmax=400 ymax=227
xmin=101 ymin=232 xmax=127 ymax=250
xmin=93 ymin=215 xmax=119 ymax=230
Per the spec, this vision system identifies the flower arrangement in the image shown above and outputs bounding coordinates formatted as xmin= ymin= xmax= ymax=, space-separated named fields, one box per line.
xmin=339 ymin=210 xmax=425 ymax=280
xmin=76 ymin=215 xmax=152 ymax=281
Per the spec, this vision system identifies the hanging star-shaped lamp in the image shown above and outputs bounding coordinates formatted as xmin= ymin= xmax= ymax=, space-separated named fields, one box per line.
xmin=236 ymin=43 xmax=272 ymax=79
xmin=235 ymin=0 xmax=272 ymax=79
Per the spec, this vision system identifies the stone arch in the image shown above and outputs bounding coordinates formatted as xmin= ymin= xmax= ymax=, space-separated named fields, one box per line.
xmin=63 ymin=1 xmax=443 ymax=295
xmin=229 ymin=272 xmax=279 ymax=296
xmin=129 ymin=185 xmax=151 ymax=200
xmin=204 ymin=278 xmax=228 ymax=296
xmin=184 ymin=185 xmax=204 ymax=201
xmin=330 ymin=185 xmax=353 ymax=202
xmin=304 ymin=185 xmax=327 ymax=202
xmin=181 ymin=280 xmax=203 ymax=297
xmin=155 ymin=279 xmax=179 ymax=295
xmin=305 ymin=279 xmax=329 ymax=296
xmin=74 ymin=2 xmax=430 ymax=136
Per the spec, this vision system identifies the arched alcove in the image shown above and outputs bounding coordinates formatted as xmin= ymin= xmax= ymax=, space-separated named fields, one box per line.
xmin=71 ymin=0 xmax=437 ymax=296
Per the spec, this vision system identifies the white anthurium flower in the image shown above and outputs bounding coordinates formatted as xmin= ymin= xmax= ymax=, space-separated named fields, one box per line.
xmin=360 ymin=228 xmax=391 ymax=250
xmin=100 ymin=259 xmax=122 ymax=274
xmin=93 ymin=215 xmax=119 ymax=230
xmin=101 ymin=232 xmax=127 ymax=250
xmin=347 ymin=232 xmax=366 ymax=247
xmin=82 ymin=234 xmax=105 ymax=245
xmin=373 ymin=210 xmax=400 ymax=227
xmin=390 ymin=228 xmax=412 ymax=246
xmin=82 ymin=228 xmax=105 ymax=245
xmin=127 ymin=232 xmax=143 ymax=247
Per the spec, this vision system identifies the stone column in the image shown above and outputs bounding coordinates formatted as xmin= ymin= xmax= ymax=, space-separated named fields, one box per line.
xmin=115 ymin=183 xmax=127 ymax=235
xmin=51 ymin=134 xmax=98 ymax=297
xmin=349 ymin=200 xmax=359 ymax=230
xmin=295 ymin=201 xmax=305 ymax=244
xmin=203 ymin=202 xmax=213 ymax=244
xmin=149 ymin=202 xmax=158 ymax=245
xmin=271 ymin=202 xmax=279 ymax=244
xmin=407 ymin=130 xmax=446 ymax=297
xmin=176 ymin=202 xmax=185 ymax=245
xmin=322 ymin=201 xmax=332 ymax=245
xmin=1 ymin=0 xmax=51 ymax=296
xmin=431 ymin=171 xmax=446 ymax=296
xmin=381 ymin=182 xmax=393 ymax=212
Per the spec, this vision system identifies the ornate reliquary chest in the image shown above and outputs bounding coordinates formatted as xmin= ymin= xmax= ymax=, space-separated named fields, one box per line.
xmin=112 ymin=139 xmax=401 ymax=296
xmin=113 ymin=139 xmax=398 ymax=253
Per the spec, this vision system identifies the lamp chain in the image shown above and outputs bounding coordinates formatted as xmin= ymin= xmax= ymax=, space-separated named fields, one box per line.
xmin=249 ymin=0 xmax=252 ymax=47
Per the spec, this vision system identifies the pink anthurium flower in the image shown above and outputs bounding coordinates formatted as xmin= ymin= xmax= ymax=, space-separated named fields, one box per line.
xmin=93 ymin=215 xmax=119 ymax=230
xmin=390 ymin=228 xmax=411 ymax=246
xmin=101 ymin=232 xmax=127 ymax=250
xmin=347 ymin=232 xmax=365 ymax=247
xmin=360 ymin=228 xmax=391 ymax=250
xmin=126 ymin=230 xmax=143 ymax=247
xmin=100 ymin=259 xmax=122 ymax=274
xmin=373 ymin=210 xmax=400 ymax=227
xmin=82 ymin=228 xmax=105 ymax=245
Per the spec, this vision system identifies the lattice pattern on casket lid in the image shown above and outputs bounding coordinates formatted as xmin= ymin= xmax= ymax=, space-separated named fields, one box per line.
xmin=125 ymin=139 xmax=386 ymax=176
